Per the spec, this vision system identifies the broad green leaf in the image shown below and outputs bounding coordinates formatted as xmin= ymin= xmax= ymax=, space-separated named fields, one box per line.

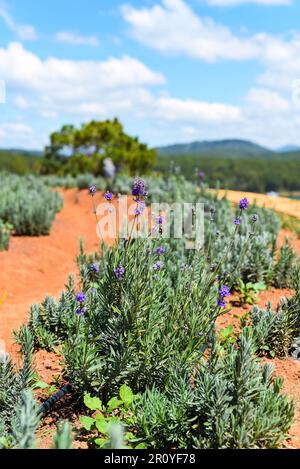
xmin=33 ymin=380 xmax=49 ymax=390
xmin=107 ymin=396 xmax=123 ymax=413
xmin=119 ymin=384 xmax=134 ymax=407
xmin=79 ymin=416 xmax=95 ymax=431
xmin=95 ymin=437 xmax=108 ymax=448
xmin=95 ymin=418 xmax=109 ymax=435
xmin=84 ymin=393 xmax=102 ymax=411
xmin=136 ymin=442 xmax=148 ymax=449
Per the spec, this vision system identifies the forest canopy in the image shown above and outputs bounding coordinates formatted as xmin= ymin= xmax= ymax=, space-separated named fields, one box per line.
xmin=39 ymin=118 xmax=156 ymax=176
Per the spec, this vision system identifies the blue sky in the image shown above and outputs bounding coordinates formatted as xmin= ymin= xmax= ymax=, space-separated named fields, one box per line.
xmin=0 ymin=0 xmax=300 ymax=149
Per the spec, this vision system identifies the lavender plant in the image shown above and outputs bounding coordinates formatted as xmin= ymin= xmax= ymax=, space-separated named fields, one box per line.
xmin=0 ymin=173 xmax=63 ymax=236
xmin=11 ymin=176 xmax=297 ymax=449
xmin=0 ymin=328 xmax=36 ymax=447
xmin=0 ymin=219 xmax=12 ymax=251
xmin=133 ymin=330 xmax=294 ymax=449
xmin=247 ymin=266 xmax=300 ymax=357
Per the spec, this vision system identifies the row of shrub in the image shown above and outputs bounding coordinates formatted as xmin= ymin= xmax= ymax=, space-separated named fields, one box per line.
xmin=42 ymin=172 xmax=298 ymax=288
xmin=244 ymin=267 xmax=300 ymax=358
xmin=3 ymin=176 xmax=296 ymax=449
xmin=0 ymin=173 xmax=63 ymax=239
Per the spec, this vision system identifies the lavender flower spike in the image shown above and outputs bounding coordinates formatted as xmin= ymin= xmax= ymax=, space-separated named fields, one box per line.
xmin=156 ymin=246 xmax=166 ymax=256
xmin=115 ymin=264 xmax=125 ymax=281
xmin=76 ymin=291 xmax=86 ymax=303
xmin=239 ymin=197 xmax=249 ymax=211
xmin=219 ymin=285 xmax=230 ymax=298
xmin=217 ymin=298 xmax=227 ymax=309
xmin=89 ymin=185 xmax=97 ymax=196
xmin=104 ymin=191 xmax=113 ymax=201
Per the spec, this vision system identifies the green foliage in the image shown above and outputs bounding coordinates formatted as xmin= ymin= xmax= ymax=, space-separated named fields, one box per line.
xmin=134 ymin=331 xmax=294 ymax=449
xmin=156 ymin=155 xmax=300 ymax=193
xmin=0 ymin=173 xmax=63 ymax=236
xmin=80 ymin=385 xmax=144 ymax=449
xmin=63 ymin=238 xmax=218 ymax=398
xmin=0 ymin=329 xmax=39 ymax=448
xmin=235 ymin=279 xmax=266 ymax=305
xmin=248 ymin=267 xmax=300 ymax=357
xmin=41 ymin=119 xmax=156 ymax=176
xmin=279 ymin=213 xmax=300 ymax=238
xmin=0 ymin=149 xmax=40 ymax=175
xmin=218 ymin=325 xmax=236 ymax=350
xmin=53 ymin=421 xmax=74 ymax=449
xmin=14 ymin=276 xmax=78 ymax=351
xmin=272 ymin=239 xmax=298 ymax=288
xmin=11 ymin=390 xmax=41 ymax=449
xmin=9 ymin=174 xmax=297 ymax=450
xmin=0 ymin=219 xmax=12 ymax=251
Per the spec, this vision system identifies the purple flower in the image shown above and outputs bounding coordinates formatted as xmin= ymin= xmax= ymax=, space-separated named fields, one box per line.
xmin=217 ymin=298 xmax=227 ymax=309
xmin=90 ymin=263 xmax=99 ymax=273
xmin=135 ymin=201 xmax=146 ymax=216
xmin=76 ymin=307 xmax=87 ymax=316
xmin=219 ymin=285 xmax=230 ymax=298
xmin=156 ymin=215 xmax=164 ymax=225
xmin=198 ymin=171 xmax=205 ymax=179
xmin=153 ymin=261 xmax=164 ymax=271
xmin=135 ymin=207 xmax=143 ymax=216
xmin=76 ymin=291 xmax=86 ymax=303
xmin=114 ymin=264 xmax=125 ymax=281
xmin=251 ymin=214 xmax=259 ymax=223
xmin=132 ymin=178 xmax=148 ymax=198
xmin=239 ymin=197 xmax=249 ymax=211
xmin=105 ymin=191 xmax=113 ymax=201
xmin=156 ymin=246 xmax=165 ymax=256
xmin=234 ymin=217 xmax=242 ymax=226
xmin=89 ymin=185 xmax=97 ymax=196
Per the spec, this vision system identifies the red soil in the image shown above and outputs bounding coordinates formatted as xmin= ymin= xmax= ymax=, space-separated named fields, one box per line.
xmin=0 ymin=189 xmax=104 ymax=353
xmin=1 ymin=190 xmax=300 ymax=448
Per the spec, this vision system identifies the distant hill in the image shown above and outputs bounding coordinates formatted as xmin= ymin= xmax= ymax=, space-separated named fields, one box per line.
xmin=277 ymin=145 xmax=300 ymax=153
xmin=0 ymin=148 xmax=43 ymax=157
xmin=156 ymin=139 xmax=274 ymax=159
xmin=0 ymin=148 xmax=41 ymax=174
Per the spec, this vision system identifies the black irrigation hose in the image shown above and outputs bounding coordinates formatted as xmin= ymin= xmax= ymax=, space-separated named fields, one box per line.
xmin=39 ymin=384 xmax=73 ymax=416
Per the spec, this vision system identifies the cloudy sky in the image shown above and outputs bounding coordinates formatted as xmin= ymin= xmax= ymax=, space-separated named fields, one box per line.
xmin=1 ymin=0 xmax=300 ymax=150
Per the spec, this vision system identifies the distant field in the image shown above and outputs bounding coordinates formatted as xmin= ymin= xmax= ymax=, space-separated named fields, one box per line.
xmin=0 ymin=149 xmax=40 ymax=174
xmin=156 ymin=155 xmax=300 ymax=193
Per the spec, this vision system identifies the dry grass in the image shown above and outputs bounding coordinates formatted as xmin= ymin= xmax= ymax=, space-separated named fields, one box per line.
xmin=212 ymin=189 xmax=300 ymax=221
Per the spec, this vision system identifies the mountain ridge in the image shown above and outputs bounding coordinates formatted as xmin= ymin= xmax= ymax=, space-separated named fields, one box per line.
xmin=156 ymin=139 xmax=274 ymax=158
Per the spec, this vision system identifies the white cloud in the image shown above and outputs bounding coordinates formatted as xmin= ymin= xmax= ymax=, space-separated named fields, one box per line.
xmin=155 ymin=96 xmax=242 ymax=122
xmin=122 ymin=0 xmax=300 ymax=107
xmin=1 ymin=42 xmax=239 ymax=123
xmin=13 ymin=95 xmax=30 ymax=110
xmin=121 ymin=0 xmax=300 ymax=74
xmin=206 ymin=0 xmax=292 ymax=6
xmin=55 ymin=31 xmax=100 ymax=47
xmin=0 ymin=41 xmax=247 ymax=148
xmin=1 ymin=39 xmax=299 ymax=149
xmin=0 ymin=42 xmax=165 ymax=117
xmin=245 ymin=87 xmax=291 ymax=113
xmin=0 ymin=122 xmax=40 ymax=149
xmin=122 ymin=0 xmax=260 ymax=62
xmin=0 ymin=5 xmax=38 ymax=40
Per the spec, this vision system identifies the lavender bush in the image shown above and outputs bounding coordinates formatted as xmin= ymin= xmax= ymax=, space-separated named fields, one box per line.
xmin=0 ymin=173 xmax=63 ymax=236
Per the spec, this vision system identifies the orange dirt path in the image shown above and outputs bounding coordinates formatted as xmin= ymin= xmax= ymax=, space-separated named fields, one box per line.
xmin=0 ymin=189 xmax=105 ymax=353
